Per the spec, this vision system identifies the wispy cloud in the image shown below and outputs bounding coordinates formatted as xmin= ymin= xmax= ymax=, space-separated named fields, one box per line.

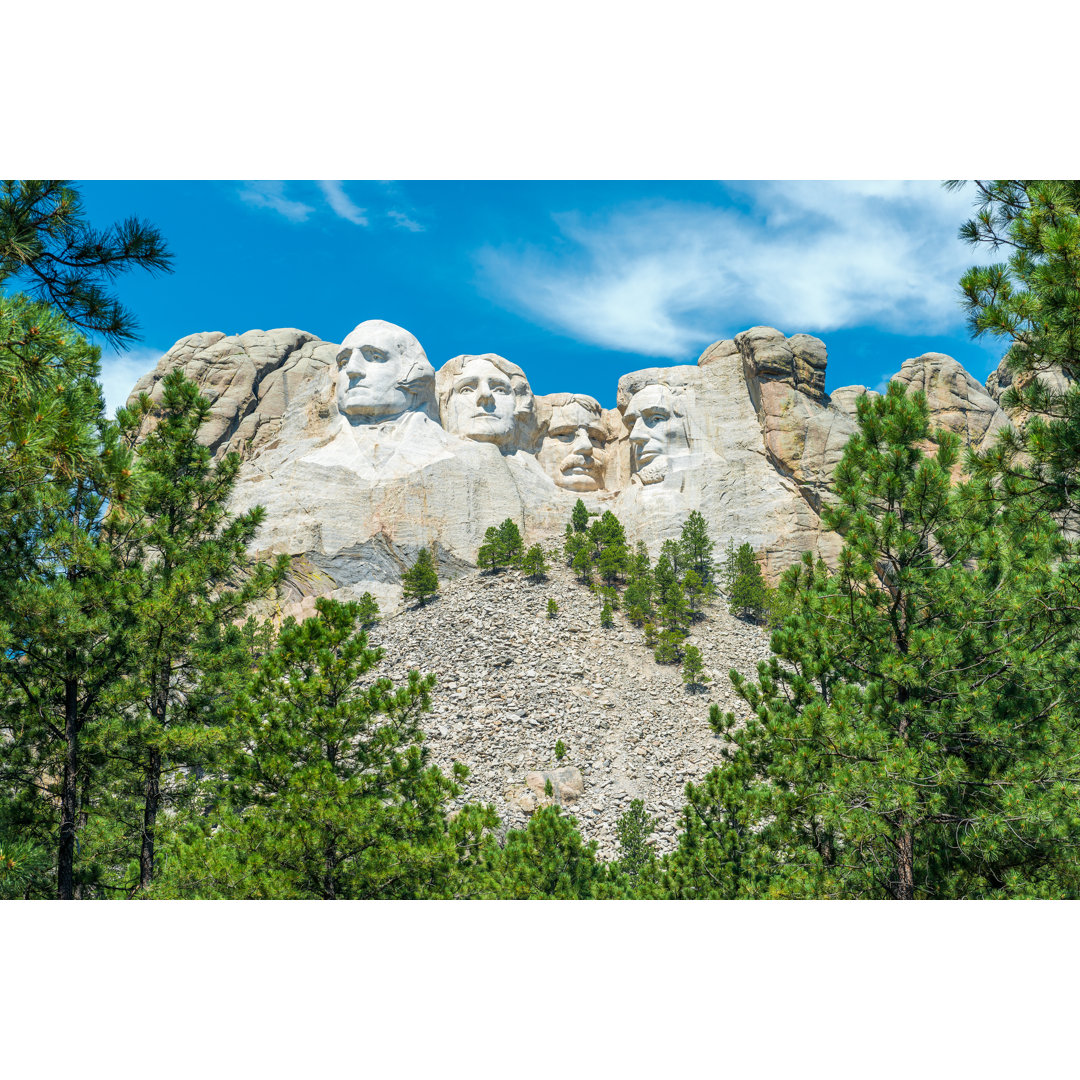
xmin=238 ymin=181 xmax=316 ymax=223
xmin=98 ymin=347 xmax=164 ymax=418
xmin=477 ymin=182 xmax=981 ymax=360
xmin=388 ymin=209 xmax=424 ymax=232
xmin=317 ymin=180 xmax=369 ymax=226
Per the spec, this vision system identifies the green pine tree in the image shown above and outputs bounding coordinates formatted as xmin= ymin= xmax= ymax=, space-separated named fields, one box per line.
xmin=110 ymin=372 xmax=287 ymax=891
xmin=0 ymin=180 xmax=173 ymax=348
xmin=570 ymin=498 xmax=589 ymax=533
xmin=679 ymin=510 xmax=715 ymax=584
xmin=478 ymin=525 xmax=503 ymax=572
xmin=682 ymin=645 xmax=709 ymax=692
xmin=951 ymin=180 xmax=1080 ymax=525
xmin=725 ymin=542 xmax=768 ymax=621
xmin=158 ymin=598 xmax=486 ymax=899
xmin=672 ymin=384 xmax=1080 ymax=899
xmin=402 ymin=546 xmax=439 ymax=605
xmin=521 ymin=543 xmax=549 ymax=582
xmin=614 ymin=799 xmax=657 ymax=880
xmin=498 ymin=517 xmax=524 ymax=567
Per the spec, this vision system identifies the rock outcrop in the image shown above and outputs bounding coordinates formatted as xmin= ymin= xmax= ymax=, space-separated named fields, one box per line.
xmin=891 ymin=352 xmax=1010 ymax=455
xmin=126 ymin=321 xmax=1017 ymax=612
xmin=128 ymin=328 xmax=335 ymax=460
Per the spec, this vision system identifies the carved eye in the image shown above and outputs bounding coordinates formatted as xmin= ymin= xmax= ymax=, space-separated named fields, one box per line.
xmin=362 ymin=348 xmax=388 ymax=363
xmin=645 ymin=411 xmax=669 ymax=427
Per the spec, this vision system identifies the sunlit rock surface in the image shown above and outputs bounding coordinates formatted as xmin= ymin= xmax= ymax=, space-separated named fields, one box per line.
xmin=127 ymin=322 xmax=1017 ymax=611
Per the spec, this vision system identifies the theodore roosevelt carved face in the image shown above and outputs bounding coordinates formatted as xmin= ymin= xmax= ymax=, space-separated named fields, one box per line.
xmin=335 ymin=320 xmax=436 ymax=424
xmin=537 ymin=394 xmax=608 ymax=491
xmin=437 ymin=353 xmax=535 ymax=448
xmin=624 ymin=384 xmax=690 ymax=485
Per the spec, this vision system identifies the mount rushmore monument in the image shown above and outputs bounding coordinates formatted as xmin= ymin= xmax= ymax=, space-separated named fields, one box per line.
xmin=126 ymin=319 xmax=1026 ymax=612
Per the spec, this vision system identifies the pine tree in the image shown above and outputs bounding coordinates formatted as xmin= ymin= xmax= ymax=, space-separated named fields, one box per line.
xmin=654 ymin=630 xmax=684 ymax=664
xmin=158 ymin=598 xmax=481 ymax=899
xmin=679 ymin=510 xmax=715 ymax=584
xmin=0 ymin=180 xmax=173 ymax=348
xmin=572 ymin=545 xmax=593 ymax=585
xmin=521 ymin=543 xmax=549 ymax=582
xmin=356 ymin=592 xmax=380 ymax=629
xmin=0 ymin=320 xmax=137 ymax=898
xmin=682 ymin=645 xmax=709 ymax=692
xmin=660 ymin=538 xmax=682 ymax=579
xmin=563 ymin=525 xmax=588 ymax=567
xmin=951 ymin=180 xmax=1080 ymax=526
xmin=498 ymin=517 xmax=524 ymax=567
xmin=614 ymin=799 xmax=657 ymax=879
xmin=402 ymin=546 xmax=439 ymax=605
xmin=658 ymin=578 xmax=690 ymax=637
xmin=546 ymin=598 xmax=558 ymax=618
xmin=471 ymin=806 xmax=605 ymax=899
xmin=593 ymin=510 xmax=629 ymax=585
xmin=570 ymin=498 xmax=589 ymax=533
xmin=111 ymin=371 xmax=287 ymax=891
xmin=684 ymin=384 xmax=1080 ymax=899
xmin=600 ymin=603 xmax=614 ymax=628
xmin=683 ymin=567 xmax=705 ymax=620
xmin=478 ymin=525 xmax=503 ymax=572
xmin=725 ymin=542 xmax=768 ymax=621
xmin=654 ymin=551 xmax=677 ymax=607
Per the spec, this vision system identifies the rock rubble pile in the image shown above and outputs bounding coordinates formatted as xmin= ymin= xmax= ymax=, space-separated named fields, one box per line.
xmin=370 ymin=540 xmax=772 ymax=861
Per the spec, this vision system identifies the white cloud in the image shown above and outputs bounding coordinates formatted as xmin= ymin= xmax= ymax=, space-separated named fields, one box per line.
xmin=388 ymin=209 xmax=424 ymax=232
xmin=317 ymin=180 xmax=369 ymax=226
xmin=98 ymin=347 xmax=164 ymax=418
xmin=238 ymin=181 xmax=315 ymax=223
xmin=477 ymin=182 xmax=982 ymax=360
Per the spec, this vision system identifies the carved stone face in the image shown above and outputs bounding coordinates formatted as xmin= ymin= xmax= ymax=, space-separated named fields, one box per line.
xmin=335 ymin=320 xmax=435 ymax=424
xmin=538 ymin=400 xmax=607 ymax=491
xmin=445 ymin=356 xmax=521 ymax=445
xmin=625 ymin=385 xmax=690 ymax=484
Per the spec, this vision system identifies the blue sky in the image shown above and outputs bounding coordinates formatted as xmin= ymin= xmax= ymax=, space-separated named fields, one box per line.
xmin=82 ymin=180 xmax=1007 ymax=415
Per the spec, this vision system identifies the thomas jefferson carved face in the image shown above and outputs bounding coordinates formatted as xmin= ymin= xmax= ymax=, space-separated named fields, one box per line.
xmin=537 ymin=398 xmax=607 ymax=491
xmin=440 ymin=354 xmax=535 ymax=447
xmin=625 ymin=385 xmax=690 ymax=484
xmin=335 ymin=320 xmax=435 ymax=424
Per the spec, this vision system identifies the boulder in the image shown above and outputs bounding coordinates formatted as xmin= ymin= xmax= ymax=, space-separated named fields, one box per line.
xmin=891 ymin=352 xmax=1010 ymax=454
xmin=524 ymin=767 xmax=585 ymax=806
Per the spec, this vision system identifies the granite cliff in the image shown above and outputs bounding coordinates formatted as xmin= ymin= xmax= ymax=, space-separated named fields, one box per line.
xmin=127 ymin=320 xmax=1017 ymax=613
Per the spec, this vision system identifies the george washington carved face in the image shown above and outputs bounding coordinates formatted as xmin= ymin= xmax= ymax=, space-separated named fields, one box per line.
xmin=335 ymin=320 xmax=436 ymax=424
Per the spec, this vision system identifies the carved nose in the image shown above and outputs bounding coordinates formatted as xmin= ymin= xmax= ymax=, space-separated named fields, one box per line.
xmin=345 ymin=350 xmax=367 ymax=378
xmin=629 ymin=418 xmax=647 ymax=443
xmin=476 ymin=381 xmax=495 ymax=407
xmin=571 ymin=429 xmax=593 ymax=455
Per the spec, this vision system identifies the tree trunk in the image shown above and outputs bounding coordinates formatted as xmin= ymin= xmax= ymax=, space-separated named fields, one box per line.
xmin=896 ymin=827 xmax=915 ymax=900
xmin=139 ymin=747 xmax=162 ymax=892
xmin=140 ymin=662 xmax=170 ymax=892
xmin=57 ymin=677 xmax=78 ymax=900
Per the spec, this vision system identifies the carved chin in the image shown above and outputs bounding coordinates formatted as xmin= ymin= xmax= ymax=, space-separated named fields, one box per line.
xmin=635 ymin=461 xmax=668 ymax=485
